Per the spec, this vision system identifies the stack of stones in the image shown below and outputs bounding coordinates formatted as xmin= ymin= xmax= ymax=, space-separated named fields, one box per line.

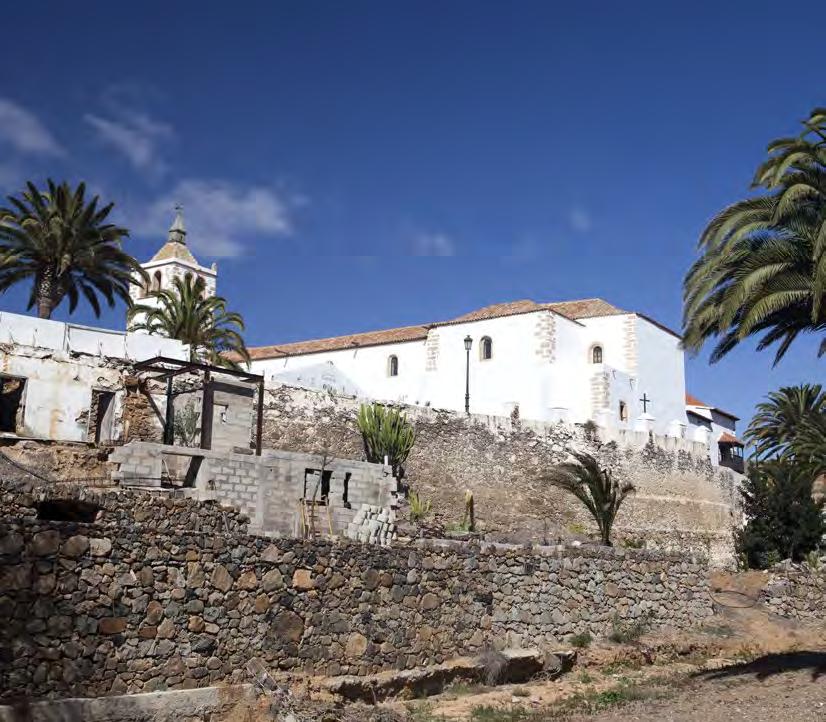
xmin=345 ymin=503 xmax=396 ymax=546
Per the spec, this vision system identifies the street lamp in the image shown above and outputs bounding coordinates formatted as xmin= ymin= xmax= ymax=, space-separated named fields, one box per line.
xmin=464 ymin=335 xmax=472 ymax=414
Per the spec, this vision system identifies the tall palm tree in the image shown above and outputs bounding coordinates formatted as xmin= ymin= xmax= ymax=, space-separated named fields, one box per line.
xmin=544 ymin=452 xmax=635 ymax=546
xmin=128 ymin=275 xmax=250 ymax=370
xmin=0 ymin=179 xmax=144 ymax=319
xmin=746 ymin=384 xmax=826 ymax=471
xmin=683 ymin=108 xmax=826 ymax=364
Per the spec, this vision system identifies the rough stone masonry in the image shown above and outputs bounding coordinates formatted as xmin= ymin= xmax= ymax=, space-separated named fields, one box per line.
xmin=261 ymin=383 xmax=742 ymax=565
xmin=0 ymin=480 xmax=712 ymax=701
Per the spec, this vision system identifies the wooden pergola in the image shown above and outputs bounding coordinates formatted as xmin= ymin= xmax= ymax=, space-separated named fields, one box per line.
xmin=133 ymin=356 xmax=265 ymax=455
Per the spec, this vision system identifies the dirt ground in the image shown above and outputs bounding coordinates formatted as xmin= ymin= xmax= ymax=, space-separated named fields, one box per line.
xmin=574 ymin=661 xmax=826 ymax=721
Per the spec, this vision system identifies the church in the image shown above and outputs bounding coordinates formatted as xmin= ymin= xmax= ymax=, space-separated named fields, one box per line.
xmin=129 ymin=211 xmax=744 ymax=471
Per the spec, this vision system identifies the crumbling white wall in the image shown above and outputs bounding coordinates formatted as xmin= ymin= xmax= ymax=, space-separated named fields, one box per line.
xmin=0 ymin=311 xmax=189 ymax=442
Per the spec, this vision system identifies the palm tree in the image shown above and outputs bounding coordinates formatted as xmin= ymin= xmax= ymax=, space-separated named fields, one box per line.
xmin=128 ymin=275 xmax=250 ymax=370
xmin=544 ymin=452 xmax=635 ymax=546
xmin=746 ymin=384 xmax=826 ymax=471
xmin=0 ymin=180 xmax=145 ymax=319
xmin=683 ymin=107 xmax=826 ymax=364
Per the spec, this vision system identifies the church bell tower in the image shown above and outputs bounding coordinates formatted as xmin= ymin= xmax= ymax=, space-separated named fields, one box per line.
xmin=127 ymin=207 xmax=218 ymax=329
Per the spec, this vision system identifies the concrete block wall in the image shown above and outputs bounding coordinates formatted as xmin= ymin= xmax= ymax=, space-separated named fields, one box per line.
xmin=110 ymin=442 xmax=392 ymax=539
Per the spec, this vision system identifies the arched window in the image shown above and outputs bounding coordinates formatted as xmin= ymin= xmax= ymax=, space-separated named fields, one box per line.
xmin=619 ymin=401 xmax=628 ymax=422
xmin=153 ymin=270 xmax=162 ymax=292
xmin=480 ymin=336 xmax=493 ymax=361
xmin=388 ymin=355 xmax=399 ymax=377
xmin=591 ymin=345 xmax=603 ymax=364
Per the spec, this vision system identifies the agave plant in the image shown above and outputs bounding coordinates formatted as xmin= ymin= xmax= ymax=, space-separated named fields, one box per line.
xmin=544 ymin=452 xmax=635 ymax=546
xmin=683 ymin=107 xmax=826 ymax=364
xmin=356 ymin=402 xmax=416 ymax=482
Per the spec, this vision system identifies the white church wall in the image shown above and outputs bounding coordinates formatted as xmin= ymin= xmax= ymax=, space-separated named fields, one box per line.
xmin=542 ymin=312 xmax=590 ymax=423
xmin=256 ymin=339 xmax=431 ymax=406
xmin=576 ymin=315 xmax=633 ymax=373
xmin=632 ymin=316 xmax=687 ymax=435
xmin=422 ymin=312 xmax=549 ymax=418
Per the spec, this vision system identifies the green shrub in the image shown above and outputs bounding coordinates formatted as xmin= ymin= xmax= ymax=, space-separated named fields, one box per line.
xmin=608 ymin=613 xmax=650 ymax=644
xmin=735 ymin=461 xmax=824 ymax=569
xmin=569 ymin=631 xmax=592 ymax=648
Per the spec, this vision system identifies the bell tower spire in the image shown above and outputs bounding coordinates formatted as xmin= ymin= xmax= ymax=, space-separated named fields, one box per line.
xmin=168 ymin=204 xmax=186 ymax=244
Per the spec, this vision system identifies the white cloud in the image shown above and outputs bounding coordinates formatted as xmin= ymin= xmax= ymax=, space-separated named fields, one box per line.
xmin=569 ymin=207 xmax=592 ymax=233
xmin=129 ymin=179 xmax=293 ymax=257
xmin=0 ymin=98 xmax=63 ymax=156
xmin=412 ymin=232 xmax=456 ymax=257
xmin=84 ymin=111 xmax=172 ymax=175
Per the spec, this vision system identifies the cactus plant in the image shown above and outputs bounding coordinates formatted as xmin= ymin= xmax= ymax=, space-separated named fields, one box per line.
xmin=356 ymin=402 xmax=416 ymax=483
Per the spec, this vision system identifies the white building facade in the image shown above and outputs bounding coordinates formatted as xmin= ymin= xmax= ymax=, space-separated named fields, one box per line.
xmin=248 ymin=298 xmax=705 ymax=439
xmin=127 ymin=207 xmax=217 ymax=329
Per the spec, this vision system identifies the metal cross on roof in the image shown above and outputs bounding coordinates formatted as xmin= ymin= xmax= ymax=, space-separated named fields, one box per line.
xmin=640 ymin=393 xmax=652 ymax=413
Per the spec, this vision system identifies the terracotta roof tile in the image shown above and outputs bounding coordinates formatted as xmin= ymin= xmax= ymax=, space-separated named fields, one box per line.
xmin=718 ymin=432 xmax=742 ymax=445
xmin=247 ymin=324 xmax=429 ymax=360
xmin=150 ymin=241 xmax=199 ymax=265
xmin=450 ymin=300 xmax=545 ymax=323
xmin=685 ymin=393 xmax=740 ymax=421
xmin=546 ymin=298 xmax=626 ymax=319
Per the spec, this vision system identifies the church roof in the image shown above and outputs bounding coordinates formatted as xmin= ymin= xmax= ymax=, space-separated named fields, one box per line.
xmin=147 ymin=207 xmax=200 ymax=266
xmin=247 ymin=324 xmax=430 ymax=360
xmin=150 ymin=241 xmax=199 ymax=264
xmin=247 ymin=297 xmax=631 ymax=361
xmin=685 ymin=392 xmax=739 ymax=421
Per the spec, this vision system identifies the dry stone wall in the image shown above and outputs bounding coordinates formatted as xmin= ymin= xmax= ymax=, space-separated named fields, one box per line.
xmin=762 ymin=565 xmax=826 ymax=622
xmin=261 ymin=384 xmax=741 ymax=565
xmin=0 ymin=482 xmax=712 ymax=701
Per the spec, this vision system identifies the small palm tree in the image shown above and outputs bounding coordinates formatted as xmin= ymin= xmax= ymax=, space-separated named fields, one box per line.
xmin=545 ymin=452 xmax=635 ymax=546
xmin=683 ymin=107 xmax=826 ymax=364
xmin=746 ymin=384 xmax=826 ymax=469
xmin=0 ymin=180 xmax=145 ymax=319
xmin=128 ymin=275 xmax=250 ymax=370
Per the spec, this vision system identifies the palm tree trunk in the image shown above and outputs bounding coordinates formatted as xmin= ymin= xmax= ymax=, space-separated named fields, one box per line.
xmin=36 ymin=271 xmax=55 ymax=319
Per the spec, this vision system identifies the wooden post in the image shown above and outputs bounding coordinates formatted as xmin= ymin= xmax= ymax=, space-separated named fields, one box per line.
xmin=255 ymin=379 xmax=264 ymax=456
xmin=200 ymin=370 xmax=213 ymax=450
xmin=163 ymin=376 xmax=174 ymax=445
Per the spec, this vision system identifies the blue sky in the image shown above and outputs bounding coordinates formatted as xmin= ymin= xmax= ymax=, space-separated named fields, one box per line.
xmin=0 ymin=1 xmax=823 ymax=425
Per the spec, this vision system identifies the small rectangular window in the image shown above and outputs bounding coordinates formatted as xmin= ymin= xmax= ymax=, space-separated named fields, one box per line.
xmin=0 ymin=376 xmax=25 ymax=433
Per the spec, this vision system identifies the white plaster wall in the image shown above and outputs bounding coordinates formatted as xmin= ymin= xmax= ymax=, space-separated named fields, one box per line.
xmin=254 ymin=311 xmax=596 ymax=422
xmin=576 ymin=315 xmax=633 ymax=373
xmin=252 ymin=310 xmax=691 ymax=436
xmin=0 ymin=351 xmax=125 ymax=442
xmin=0 ymin=311 xmax=188 ymax=361
xmin=256 ymin=339 xmax=430 ymax=406
xmin=632 ymin=317 xmax=687 ymax=435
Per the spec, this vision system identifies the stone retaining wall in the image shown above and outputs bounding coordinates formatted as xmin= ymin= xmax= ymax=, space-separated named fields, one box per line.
xmin=260 ymin=384 xmax=741 ymax=565
xmin=0 ymin=484 xmax=712 ymax=701
xmin=762 ymin=565 xmax=826 ymax=622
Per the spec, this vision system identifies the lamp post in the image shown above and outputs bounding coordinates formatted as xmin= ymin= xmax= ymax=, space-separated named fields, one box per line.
xmin=464 ymin=335 xmax=472 ymax=414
